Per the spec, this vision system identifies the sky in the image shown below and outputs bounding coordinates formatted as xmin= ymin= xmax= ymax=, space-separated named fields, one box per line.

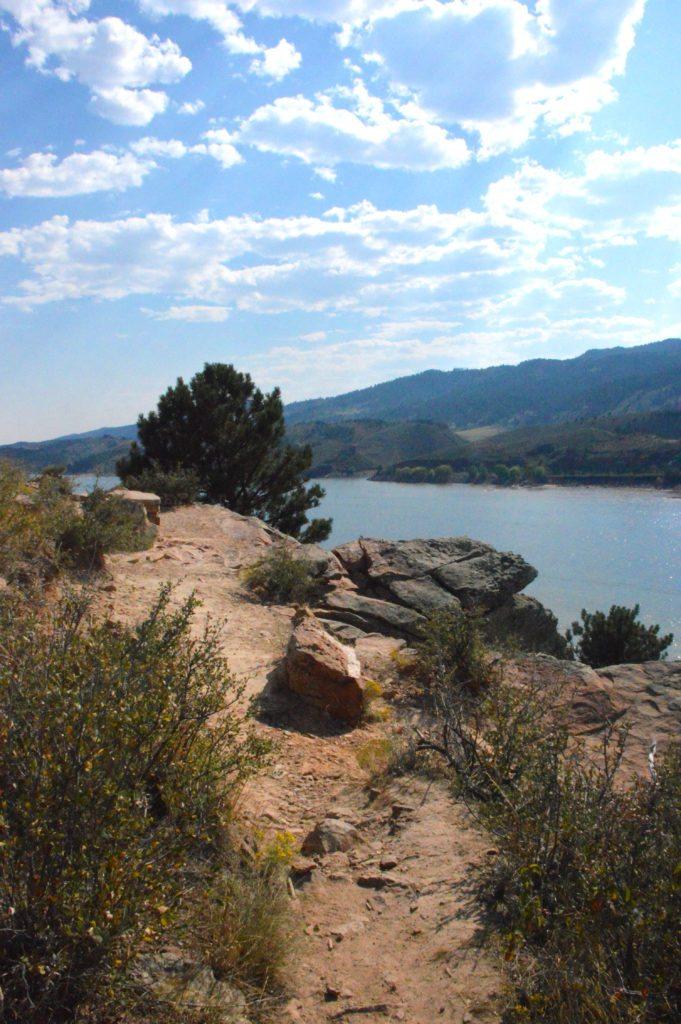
xmin=0 ymin=0 xmax=680 ymax=442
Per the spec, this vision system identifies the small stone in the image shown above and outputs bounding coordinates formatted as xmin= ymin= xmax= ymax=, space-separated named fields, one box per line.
xmin=324 ymin=985 xmax=341 ymax=1002
xmin=380 ymin=857 xmax=398 ymax=871
xmin=302 ymin=819 xmax=357 ymax=855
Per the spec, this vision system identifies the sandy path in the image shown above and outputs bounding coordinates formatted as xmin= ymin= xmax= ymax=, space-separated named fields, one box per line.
xmin=103 ymin=506 xmax=502 ymax=1024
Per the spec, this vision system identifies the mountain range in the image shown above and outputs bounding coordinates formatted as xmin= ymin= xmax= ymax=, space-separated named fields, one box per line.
xmin=286 ymin=338 xmax=681 ymax=427
xmin=1 ymin=339 xmax=679 ymax=479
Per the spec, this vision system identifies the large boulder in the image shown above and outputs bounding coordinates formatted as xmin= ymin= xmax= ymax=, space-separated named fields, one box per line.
xmin=285 ymin=610 xmax=365 ymax=722
xmin=110 ymin=488 xmax=161 ymax=526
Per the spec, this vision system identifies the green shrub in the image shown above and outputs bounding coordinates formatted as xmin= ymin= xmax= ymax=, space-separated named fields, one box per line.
xmin=59 ymin=487 xmax=155 ymax=569
xmin=0 ymin=587 xmax=269 ymax=1023
xmin=485 ymin=730 xmax=681 ymax=1024
xmin=416 ymin=607 xmax=498 ymax=701
xmin=413 ymin=625 xmax=681 ymax=1023
xmin=432 ymin=464 xmax=454 ymax=484
xmin=244 ymin=544 xmax=322 ymax=604
xmin=120 ymin=468 xmax=200 ymax=510
xmin=0 ymin=462 xmax=75 ymax=583
xmin=567 ymin=604 xmax=674 ymax=667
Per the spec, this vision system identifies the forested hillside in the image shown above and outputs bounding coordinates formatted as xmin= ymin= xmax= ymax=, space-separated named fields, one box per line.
xmin=286 ymin=339 xmax=681 ymax=428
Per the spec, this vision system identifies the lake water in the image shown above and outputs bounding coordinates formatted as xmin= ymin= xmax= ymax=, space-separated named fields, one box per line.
xmin=71 ymin=473 xmax=681 ymax=658
xmin=311 ymin=478 xmax=681 ymax=659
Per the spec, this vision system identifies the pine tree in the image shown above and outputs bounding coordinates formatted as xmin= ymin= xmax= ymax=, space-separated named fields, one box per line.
xmin=116 ymin=363 xmax=331 ymax=542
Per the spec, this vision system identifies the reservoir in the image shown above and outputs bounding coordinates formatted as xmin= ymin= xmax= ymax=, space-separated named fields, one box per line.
xmin=313 ymin=478 xmax=681 ymax=658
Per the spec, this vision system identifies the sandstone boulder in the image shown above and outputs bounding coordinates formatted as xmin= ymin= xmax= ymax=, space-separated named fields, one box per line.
xmin=323 ymin=535 xmax=563 ymax=651
xmin=285 ymin=610 xmax=365 ymax=722
xmin=334 ymin=537 xmax=536 ymax=613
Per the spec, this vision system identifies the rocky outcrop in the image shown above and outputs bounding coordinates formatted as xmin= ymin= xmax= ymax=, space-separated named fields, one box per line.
xmin=314 ymin=536 xmax=563 ymax=654
xmin=507 ymin=655 xmax=681 ymax=776
xmin=285 ymin=609 xmax=365 ymax=722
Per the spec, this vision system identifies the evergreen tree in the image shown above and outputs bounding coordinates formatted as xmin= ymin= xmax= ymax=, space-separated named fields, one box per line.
xmin=117 ymin=363 xmax=332 ymax=542
xmin=567 ymin=604 xmax=673 ymax=668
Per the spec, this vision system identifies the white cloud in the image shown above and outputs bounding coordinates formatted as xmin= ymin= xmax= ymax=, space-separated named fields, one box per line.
xmin=250 ymin=37 xmax=301 ymax=79
xmin=584 ymin=139 xmax=681 ymax=180
xmin=235 ymin=0 xmax=648 ymax=156
xmin=1 ymin=0 xmax=190 ymax=124
xmin=238 ymin=80 xmax=469 ymax=172
xmin=138 ymin=0 xmax=301 ymax=79
xmin=199 ymin=128 xmax=243 ymax=168
xmin=0 ymin=148 xmax=153 ymax=197
xmin=178 ymin=98 xmax=205 ymax=115
xmin=130 ymin=136 xmax=189 ymax=158
xmin=150 ymin=303 xmax=231 ymax=320
xmin=90 ymin=86 xmax=170 ymax=126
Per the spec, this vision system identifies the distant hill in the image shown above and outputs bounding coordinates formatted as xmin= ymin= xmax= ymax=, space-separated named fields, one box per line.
xmin=0 ymin=431 xmax=135 ymax=474
xmin=288 ymin=419 xmax=468 ymax=476
xmin=285 ymin=339 xmax=681 ymax=428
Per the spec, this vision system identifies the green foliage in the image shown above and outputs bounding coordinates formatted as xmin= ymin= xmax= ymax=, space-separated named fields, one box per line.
xmin=117 ymin=363 xmax=331 ymax=541
xmin=485 ymin=727 xmax=681 ymax=1024
xmin=60 ymin=487 xmax=155 ymax=569
xmin=567 ymin=604 xmax=673 ymax=668
xmin=0 ymin=587 xmax=269 ymax=1023
xmin=414 ymin=624 xmax=681 ymax=1023
xmin=416 ymin=607 xmax=498 ymax=700
xmin=122 ymin=468 xmax=200 ymax=510
xmin=0 ymin=465 xmax=154 ymax=582
xmin=393 ymin=463 xmax=456 ymax=483
xmin=244 ymin=544 xmax=322 ymax=605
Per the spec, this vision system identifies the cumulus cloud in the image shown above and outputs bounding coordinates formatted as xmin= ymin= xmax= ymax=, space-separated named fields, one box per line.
xmin=234 ymin=0 xmax=648 ymax=155
xmin=0 ymin=131 xmax=244 ymax=199
xmin=1 ymin=0 xmax=189 ymax=124
xmin=250 ymin=38 xmax=301 ymax=79
xmin=0 ymin=148 xmax=153 ymax=197
xmin=584 ymin=139 xmax=681 ymax=179
xmin=238 ymin=80 xmax=469 ymax=172
xmin=138 ymin=0 xmax=301 ymax=79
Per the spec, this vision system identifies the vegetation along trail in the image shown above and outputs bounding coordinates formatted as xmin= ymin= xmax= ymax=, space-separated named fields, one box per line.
xmin=101 ymin=503 xmax=503 ymax=1024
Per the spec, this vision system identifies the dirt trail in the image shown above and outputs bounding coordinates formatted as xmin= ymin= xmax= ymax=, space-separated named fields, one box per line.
xmin=103 ymin=505 xmax=502 ymax=1024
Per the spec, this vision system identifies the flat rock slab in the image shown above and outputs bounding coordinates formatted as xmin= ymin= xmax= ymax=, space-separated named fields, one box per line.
xmin=323 ymin=589 xmax=426 ymax=638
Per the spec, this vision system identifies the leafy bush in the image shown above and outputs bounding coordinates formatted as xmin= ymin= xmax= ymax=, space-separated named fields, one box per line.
xmin=567 ymin=604 xmax=674 ymax=667
xmin=480 ymin=721 xmax=681 ymax=1024
xmin=0 ymin=587 xmax=269 ymax=1023
xmin=121 ymin=467 xmax=200 ymax=510
xmin=0 ymin=461 xmax=75 ymax=582
xmin=244 ymin=544 xmax=322 ymax=604
xmin=413 ymin=625 xmax=681 ymax=1023
xmin=60 ymin=487 xmax=156 ymax=569
xmin=416 ymin=607 xmax=498 ymax=701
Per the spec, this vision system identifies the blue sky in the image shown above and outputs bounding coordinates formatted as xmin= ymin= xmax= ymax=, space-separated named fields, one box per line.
xmin=0 ymin=0 xmax=679 ymax=442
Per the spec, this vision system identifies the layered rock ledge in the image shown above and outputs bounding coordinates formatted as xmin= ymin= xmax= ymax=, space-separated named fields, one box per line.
xmin=311 ymin=536 xmax=566 ymax=656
